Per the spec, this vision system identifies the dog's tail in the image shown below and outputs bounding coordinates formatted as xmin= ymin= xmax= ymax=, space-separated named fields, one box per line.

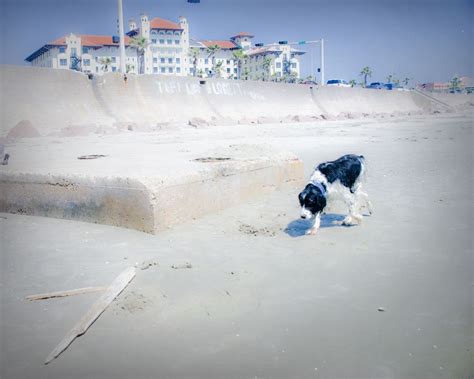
xmin=359 ymin=155 xmax=367 ymax=181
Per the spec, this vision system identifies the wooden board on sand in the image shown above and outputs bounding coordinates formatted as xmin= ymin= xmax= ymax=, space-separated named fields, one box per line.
xmin=44 ymin=267 xmax=136 ymax=365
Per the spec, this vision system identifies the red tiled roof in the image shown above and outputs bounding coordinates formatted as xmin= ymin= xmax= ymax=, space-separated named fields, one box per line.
xmin=150 ymin=17 xmax=182 ymax=30
xmin=49 ymin=34 xmax=132 ymax=47
xmin=200 ymin=40 xmax=237 ymax=49
xmin=231 ymin=32 xmax=254 ymax=38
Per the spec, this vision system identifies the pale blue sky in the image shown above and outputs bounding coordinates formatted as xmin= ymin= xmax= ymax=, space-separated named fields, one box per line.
xmin=1 ymin=0 xmax=472 ymax=84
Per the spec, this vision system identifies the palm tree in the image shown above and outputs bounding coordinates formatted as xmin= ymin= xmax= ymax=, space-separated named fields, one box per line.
xmin=196 ymin=68 xmax=204 ymax=78
xmin=262 ymin=55 xmax=273 ymax=81
xmin=214 ymin=60 xmax=223 ymax=78
xmin=129 ymin=36 xmax=148 ymax=74
xmin=188 ymin=47 xmax=200 ymax=77
xmin=349 ymin=79 xmax=357 ymax=87
xmin=232 ymin=49 xmax=246 ymax=80
xmin=125 ymin=63 xmax=135 ymax=74
xmin=403 ymin=77 xmax=411 ymax=87
xmin=450 ymin=75 xmax=461 ymax=91
xmin=359 ymin=66 xmax=372 ymax=87
xmin=206 ymin=44 xmax=221 ymax=77
xmin=100 ymin=57 xmax=112 ymax=72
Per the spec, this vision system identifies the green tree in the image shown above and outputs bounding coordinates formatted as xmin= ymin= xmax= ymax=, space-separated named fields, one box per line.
xmin=188 ymin=47 xmax=200 ymax=77
xmin=100 ymin=57 xmax=112 ymax=72
xmin=402 ymin=77 xmax=411 ymax=87
xmin=232 ymin=49 xmax=246 ymax=80
xmin=130 ymin=36 xmax=148 ymax=74
xmin=450 ymin=75 xmax=461 ymax=91
xmin=214 ymin=60 xmax=224 ymax=78
xmin=262 ymin=55 xmax=273 ymax=81
xmin=349 ymin=79 xmax=357 ymax=87
xmin=359 ymin=66 xmax=372 ymax=87
xmin=125 ymin=63 xmax=135 ymax=73
xmin=241 ymin=67 xmax=250 ymax=80
xmin=206 ymin=44 xmax=221 ymax=77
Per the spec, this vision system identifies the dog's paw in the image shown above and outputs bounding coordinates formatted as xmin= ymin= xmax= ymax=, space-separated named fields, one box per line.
xmin=306 ymin=228 xmax=318 ymax=235
xmin=342 ymin=215 xmax=362 ymax=226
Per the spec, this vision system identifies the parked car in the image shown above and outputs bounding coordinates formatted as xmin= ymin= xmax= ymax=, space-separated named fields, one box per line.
xmin=367 ymin=82 xmax=384 ymax=89
xmin=327 ymin=79 xmax=351 ymax=87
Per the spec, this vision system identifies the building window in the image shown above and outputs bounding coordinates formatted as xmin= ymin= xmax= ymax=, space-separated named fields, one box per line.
xmin=152 ymin=39 xmax=157 ymax=44
xmin=176 ymin=58 xmax=180 ymax=64
xmin=291 ymin=62 xmax=296 ymax=68
xmin=153 ymin=67 xmax=158 ymax=73
xmin=234 ymin=68 xmax=237 ymax=73
xmin=176 ymin=67 xmax=181 ymax=73
xmin=59 ymin=47 xmax=66 ymax=53
xmin=71 ymin=47 xmax=77 ymax=55
xmin=60 ymin=59 xmax=67 ymax=66
xmin=159 ymin=39 xmax=165 ymax=44
xmin=174 ymin=31 xmax=180 ymax=36
xmin=204 ymin=58 xmax=209 ymax=64
xmin=174 ymin=40 xmax=179 ymax=45
xmin=160 ymin=57 xmax=165 ymax=63
xmin=276 ymin=62 xmax=281 ymax=68
xmin=226 ymin=59 xmax=230 ymax=64
xmin=96 ymin=66 xmax=98 ymax=73
xmin=153 ymin=57 xmax=158 ymax=63
xmin=111 ymin=57 xmax=116 ymax=63
xmin=167 ymin=39 xmax=172 ymax=44
xmin=168 ymin=67 xmax=173 ymax=73
xmin=168 ymin=58 xmax=173 ymax=64
xmin=83 ymin=59 xmax=90 ymax=66
xmin=112 ymin=66 xmax=117 ymax=72
xmin=227 ymin=68 xmax=230 ymax=73
xmin=82 ymin=47 xmax=89 ymax=54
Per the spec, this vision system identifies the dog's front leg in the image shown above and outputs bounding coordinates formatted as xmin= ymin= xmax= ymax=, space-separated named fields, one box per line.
xmin=306 ymin=213 xmax=321 ymax=235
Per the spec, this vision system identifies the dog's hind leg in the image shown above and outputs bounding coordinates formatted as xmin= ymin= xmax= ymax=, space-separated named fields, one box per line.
xmin=340 ymin=193 xmax=363 ymax=226
xmin=356 ymin=190 xmax=373 ymax=215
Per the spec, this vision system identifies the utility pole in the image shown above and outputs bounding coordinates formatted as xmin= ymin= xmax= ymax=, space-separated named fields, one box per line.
xmin=320 ymin=38 xmax=325 ymax=86
xmin=117 ymin=0 xmax=126 ymax=74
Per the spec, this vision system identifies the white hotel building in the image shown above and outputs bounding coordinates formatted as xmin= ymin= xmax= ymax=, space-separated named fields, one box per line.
xmin=25 ymin=14 xmax=304 ymax=80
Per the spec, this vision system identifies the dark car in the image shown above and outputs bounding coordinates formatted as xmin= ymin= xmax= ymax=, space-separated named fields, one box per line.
xmin=367 ymin=82 xmax=384 ymax=89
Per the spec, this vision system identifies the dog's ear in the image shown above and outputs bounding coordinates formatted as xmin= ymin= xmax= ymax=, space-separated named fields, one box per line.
xmin=298 ymin=191 xmax=306 ymax=206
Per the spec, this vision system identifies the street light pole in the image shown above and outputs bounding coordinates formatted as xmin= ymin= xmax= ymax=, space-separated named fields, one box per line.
xmin=117 ymin=0 xmax=126 ymax=74
xmin=320 ymin=38 xmax=325 ymax=86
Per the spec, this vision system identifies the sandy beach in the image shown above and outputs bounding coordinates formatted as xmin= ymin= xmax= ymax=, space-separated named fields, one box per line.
xmin=1 ymin=110 xmax=472 ymax=378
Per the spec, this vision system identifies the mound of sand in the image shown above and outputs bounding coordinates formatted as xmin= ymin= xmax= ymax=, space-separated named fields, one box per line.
xmin=6 ymin=120 xmax=41 ymax=139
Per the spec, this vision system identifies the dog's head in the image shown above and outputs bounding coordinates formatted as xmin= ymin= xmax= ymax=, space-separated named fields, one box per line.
xmin=298 ymin=183 xmax=327 ymax=219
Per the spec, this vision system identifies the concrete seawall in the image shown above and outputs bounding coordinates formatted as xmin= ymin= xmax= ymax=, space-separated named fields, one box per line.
xmin=1 ymin=65 xmax=471 ymax=233
xmin=2 ymin=65 xmax=469 ymax=136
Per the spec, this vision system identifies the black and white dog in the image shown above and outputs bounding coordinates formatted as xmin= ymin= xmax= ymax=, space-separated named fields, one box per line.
xmin=298 ymin=154 xmax=372 ymax=235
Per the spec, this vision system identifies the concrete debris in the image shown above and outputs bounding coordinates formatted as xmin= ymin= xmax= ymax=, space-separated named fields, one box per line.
xmin=138 ymin=259 xmax=159 ymax=270
xmin=171 ymin=262 xmax=193 ymax=269
xmin=6 ymin=120 xmax=41 ymax=139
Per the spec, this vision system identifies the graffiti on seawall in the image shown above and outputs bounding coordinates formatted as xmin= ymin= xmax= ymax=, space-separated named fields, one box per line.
xmin=154 ymin=81 xmax=266 ymax=101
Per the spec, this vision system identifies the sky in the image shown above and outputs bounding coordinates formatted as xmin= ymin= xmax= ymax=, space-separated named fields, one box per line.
xmin=0 ymin=0 xmax=472 ymax=84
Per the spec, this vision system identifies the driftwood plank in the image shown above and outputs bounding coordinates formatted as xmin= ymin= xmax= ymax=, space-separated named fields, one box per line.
xmin=26 ymin=286 xmax=107 ymax=301
xmin=44 ymin=267 xmax=136 ymax=364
